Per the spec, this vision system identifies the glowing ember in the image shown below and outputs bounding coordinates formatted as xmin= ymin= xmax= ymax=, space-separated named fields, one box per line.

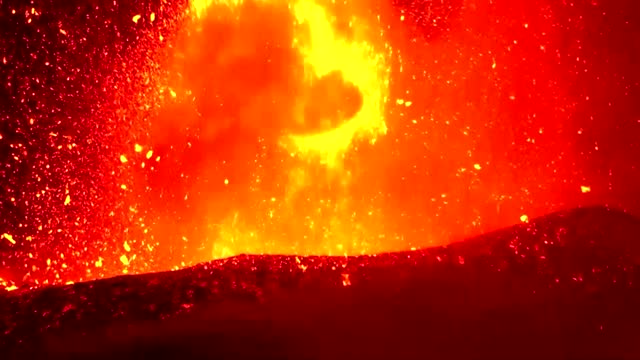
xmin=0 ymin=0 xmax=638 ymax=288
xmin=2 ymin=233 xmax=16 ymax=245
xmin=342 ymin=273 xmax=352 ymax=286
xmin=0 ymin=277 xmax=17 ymax=292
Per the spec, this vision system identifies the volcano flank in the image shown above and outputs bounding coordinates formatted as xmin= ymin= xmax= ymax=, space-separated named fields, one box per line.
xmin=2 ymin=206 xmax=640 ymax=359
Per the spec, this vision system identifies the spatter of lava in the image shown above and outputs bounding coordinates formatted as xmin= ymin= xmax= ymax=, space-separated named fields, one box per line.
xmin=3 ymin=0 xmax=633 ymax=289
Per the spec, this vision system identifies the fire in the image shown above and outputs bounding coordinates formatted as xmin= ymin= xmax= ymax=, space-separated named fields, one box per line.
xmin=285 ymin=0 xmax=390 ymax=166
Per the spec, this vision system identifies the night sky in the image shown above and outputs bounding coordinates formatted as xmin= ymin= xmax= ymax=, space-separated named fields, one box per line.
xmin=0 ymin=0 xmax=638 ymax=289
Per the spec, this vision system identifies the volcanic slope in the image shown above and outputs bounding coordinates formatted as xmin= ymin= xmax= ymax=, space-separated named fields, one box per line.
xmin=2 ymin=205 xmax=640 ymax=359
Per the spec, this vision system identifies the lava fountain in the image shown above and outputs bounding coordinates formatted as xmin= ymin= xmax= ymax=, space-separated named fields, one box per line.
xmin=120 ymin=0 xmax=396 ymax=271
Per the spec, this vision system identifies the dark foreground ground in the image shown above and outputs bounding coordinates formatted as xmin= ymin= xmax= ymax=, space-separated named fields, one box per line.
xmin=2 ymin=206 xmax=640 ymax=359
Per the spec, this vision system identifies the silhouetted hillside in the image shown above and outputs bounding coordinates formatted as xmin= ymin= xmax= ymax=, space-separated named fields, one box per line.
xmin=1 ymin=206 xmax=640 ymax=359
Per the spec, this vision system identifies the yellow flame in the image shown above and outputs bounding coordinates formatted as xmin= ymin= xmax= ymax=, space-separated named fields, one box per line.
xmin=286 ymin=0 xmax=390 ymax=168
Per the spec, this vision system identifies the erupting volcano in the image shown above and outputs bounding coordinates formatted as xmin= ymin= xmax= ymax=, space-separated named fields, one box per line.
xmin=1 ymin=0 xmax=640 ymax=358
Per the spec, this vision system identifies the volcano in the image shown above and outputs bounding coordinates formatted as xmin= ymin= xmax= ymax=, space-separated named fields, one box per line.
xmin=1 ymin=1 xmax=639 ymax=358
xmin=2 ymin=205 xmax=640 ymax=359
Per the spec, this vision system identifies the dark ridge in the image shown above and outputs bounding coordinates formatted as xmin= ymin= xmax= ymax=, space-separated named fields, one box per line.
xmin=1 ymin=205 xmax=640 ymax=359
